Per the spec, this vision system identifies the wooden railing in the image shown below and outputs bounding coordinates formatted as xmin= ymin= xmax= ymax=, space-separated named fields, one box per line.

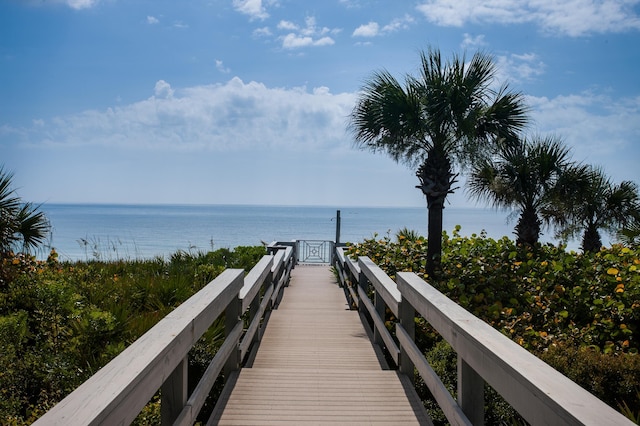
xmin=33 ymin=239 xmax=634 ymax=426
xmin=334 ymin=247 xmax=634 ymax=426
xmin=34 ymin=244 xmax=295 ymax=426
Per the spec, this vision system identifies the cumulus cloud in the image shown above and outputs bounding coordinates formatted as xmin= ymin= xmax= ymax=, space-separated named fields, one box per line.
xmin=277 ymin=16 xmax=339 ymax=49
xmin=14 ymin=78 xmax=356 ymax=153
xmin=352 ymin=15 xmax=414 ymax=37
xmin=278 ymin=20 xmax=299 ymax=31
xmin=154 ymin=80 xmax=174 ymax=98
xmin=147 ymin=16 xmax=159 ymax=25
xmin=353 ymin=22 xmax=379 ymax=37
xmin=416 ymin=0 xmax=640 ymax=36
xmin=281 ymin=34 xmax=334 ymax=48
xmin=233 ymin=0 xmax=270 ymax=21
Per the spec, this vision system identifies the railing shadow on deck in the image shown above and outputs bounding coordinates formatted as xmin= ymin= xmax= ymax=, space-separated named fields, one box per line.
xmin=333 ymin=246 xmax=634 ymax=426
xmin=34 ymin=243 xmax=295 ymax=426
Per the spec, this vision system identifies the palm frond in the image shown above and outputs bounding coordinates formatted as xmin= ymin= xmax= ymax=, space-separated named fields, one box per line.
xmin=349 ymin=70 xmax=427 ymax=166
xmin=0 ymin=166 xmax=20 ymax=215
xmin=0 ymin=166 xmax=51 ymax=254
xmin=16 ymin=203 xmax=51 ymax=252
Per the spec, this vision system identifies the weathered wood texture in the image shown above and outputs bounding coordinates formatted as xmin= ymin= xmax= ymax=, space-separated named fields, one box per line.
xmin=209 ymin=265 xmax=431 ymax=425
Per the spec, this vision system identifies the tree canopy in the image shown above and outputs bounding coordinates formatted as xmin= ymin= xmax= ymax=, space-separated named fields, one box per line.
xmin=350 ymin=47 xmax=528 ymax=275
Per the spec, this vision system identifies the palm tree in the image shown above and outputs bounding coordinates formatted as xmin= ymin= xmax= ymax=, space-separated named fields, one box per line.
xmin=618 ymin=212 xmax=640 ymax=248
xmin=0 ymin=166 xmax=50 ymax=255
xmin=349 ymin=47 xmax=528 ymax=276
xmin=553 ymin=166 xmax=640 ymax=252
xmin=467 ymin=135 xmax=572 ymax=246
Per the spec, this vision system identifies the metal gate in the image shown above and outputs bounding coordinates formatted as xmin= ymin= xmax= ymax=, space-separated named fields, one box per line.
xmin=297 ymin=240 xmax=334 ymax=264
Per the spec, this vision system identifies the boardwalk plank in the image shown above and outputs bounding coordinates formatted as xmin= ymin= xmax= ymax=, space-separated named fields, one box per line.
xmin=209 ymin=265 xmax=431 ymax=425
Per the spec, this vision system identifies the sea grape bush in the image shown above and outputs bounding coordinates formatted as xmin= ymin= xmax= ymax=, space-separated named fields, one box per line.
xmin=348 ymin=225 xmax=639 ymax=354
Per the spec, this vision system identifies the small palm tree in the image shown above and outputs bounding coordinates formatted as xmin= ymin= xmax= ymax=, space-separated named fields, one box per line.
xmin=0 ymin=166 xmax=50 ymax=255
xmin=618 ymin=212 xmax=640 ymax=248
xmin=349 ymin=47 xmax=528 ymax=275
xmin=467 ymin=135 xmax=572 ymax=246
xmin=553 ymin=166 xmax=640 ymax=252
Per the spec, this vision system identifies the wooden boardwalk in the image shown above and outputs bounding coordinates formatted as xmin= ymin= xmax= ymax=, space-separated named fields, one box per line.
xmin=209 ymin=264 xmax=431 ymax=425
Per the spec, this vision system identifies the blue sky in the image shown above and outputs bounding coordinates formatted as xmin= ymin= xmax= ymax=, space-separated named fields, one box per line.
xmin=2 ymin=0 xmax=639 ymax=208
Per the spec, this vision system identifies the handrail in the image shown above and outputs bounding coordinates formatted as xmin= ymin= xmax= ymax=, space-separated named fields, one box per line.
xmin=334 ymin=246 xmax=359 ymax=308
xmin=240 ymin=255 xmax=274 ymax=312
xmin=358 ymin=256 xmax=401 ymax=316
xmin=34 ymin=245 xmax=295 ymax=426
xmin=334 ymin=246 xmax=634 ymax=426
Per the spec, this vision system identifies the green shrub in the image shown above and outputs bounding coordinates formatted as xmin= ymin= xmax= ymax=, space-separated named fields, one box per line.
xmin=539 ymin=343 xmax=640 ymax=418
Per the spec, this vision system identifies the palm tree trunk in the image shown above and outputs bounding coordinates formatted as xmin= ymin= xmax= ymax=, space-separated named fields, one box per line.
xmin=416 ymin=150 xmax=456 ymax=277
xmin=582 ymin=224 xmax=602 ymax=253
xmin=426 ymin=199 xmax=444 ymax=277
xmin=515 ymin=206 xmax=541 ymax=246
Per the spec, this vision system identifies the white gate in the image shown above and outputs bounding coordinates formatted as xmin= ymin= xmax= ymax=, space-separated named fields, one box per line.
xmin=297 ymin=240 xmax=334 ymax=263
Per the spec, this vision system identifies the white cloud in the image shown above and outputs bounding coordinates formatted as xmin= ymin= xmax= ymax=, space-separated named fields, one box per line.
xmin=416 ymin=0 xmax=640 ymax=36
xmin=14 ymin=78 xmax=356 ymax=153
xmin=64 ymin=0 xmax=100 ymax=9
xmin=278 ymin=20 xmax=299 ymax=31
xmin=339 ymin=0 xmax=361 ymax=8
xmin=147 ymin=16 xmax=159 ymax=25
xmin=215 ymin=60 xmax=231 ymax=74
xmin=277 ymin=16 xmax=339 ymax=49
xmin=353 ymin=15 xmax=414 ymax=38
xmin=154 ymin=80 xmax=174 ymax=98
xmin=31 ymin=0 xmax=100 ymax=9
xmin=233 ymin=0 xmax=269 ymax=21
xmin=253 ymin=27 xmax=272 ymax=37
xmin=495 ymin=52 xmax=546 ymax=84
xmin=353 ymin=22 xmax=379 ymax=37
xmin=381 ymin=15 xmax=415 ymax=33
xmin=528 ymin=92 xmax=640 ymax=181
xmin=281 ymin=34 xmax=313 ymax=49
xmin=282 ymin=34 xmax=335 ymax=49
xmin=461 ymin=33 xmax=486 ymax=49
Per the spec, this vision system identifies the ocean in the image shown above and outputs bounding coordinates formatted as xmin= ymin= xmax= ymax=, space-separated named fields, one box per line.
xmin=40 ymin=204 xmax=572 ymax=262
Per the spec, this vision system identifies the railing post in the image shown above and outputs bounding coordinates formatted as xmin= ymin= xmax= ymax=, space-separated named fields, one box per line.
xmin=357 ymin=269 xmax=368 ymax=312
xmin=398 ymin=297 xmax=415 ymax=383
xmin=373 ymin=291 xmax=386 ymax=348
xmin=458 ymin=357 xmax=484 ymax=426
xmin=161 ymin=357 xmax=188 ymax=425
xmin=335 ymin=209 xmax=341 ymax=245
xmin=256 ymin=271 xmax=272 ymax=342
xmin=224 ymin=295 xmax=242 ymax=379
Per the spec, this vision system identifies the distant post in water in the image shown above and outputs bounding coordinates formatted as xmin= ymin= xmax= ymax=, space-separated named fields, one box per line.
xmin=335 ymin=210 xmax=341 ymax=244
